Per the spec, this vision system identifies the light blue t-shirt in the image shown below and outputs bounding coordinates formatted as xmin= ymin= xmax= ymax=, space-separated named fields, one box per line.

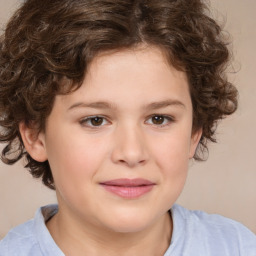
xmin=0 ymin=204 xmax=255 ymax=256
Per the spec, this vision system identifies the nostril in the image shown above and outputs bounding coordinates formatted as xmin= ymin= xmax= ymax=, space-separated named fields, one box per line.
xmin=117 ymin=158 xmax=147 ymax=168
xmin=111 ymin=131 xmax=149 ymax=167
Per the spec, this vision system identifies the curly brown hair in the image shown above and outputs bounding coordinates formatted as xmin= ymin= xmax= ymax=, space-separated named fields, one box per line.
xmin=0 ymin=0 xmax=237 ymax=190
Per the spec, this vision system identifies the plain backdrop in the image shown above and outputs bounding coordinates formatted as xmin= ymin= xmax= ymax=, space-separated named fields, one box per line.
xmin=0 ymin=0 xmax=255 ymax=238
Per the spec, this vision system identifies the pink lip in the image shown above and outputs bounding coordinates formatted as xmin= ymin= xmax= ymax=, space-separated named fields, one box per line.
xmin=100 ymin=179 xmax=155 ymax=199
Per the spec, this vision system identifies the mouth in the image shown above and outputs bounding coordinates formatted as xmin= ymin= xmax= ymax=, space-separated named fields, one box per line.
xmin=99 ymin=178 xmax=155 ymax=199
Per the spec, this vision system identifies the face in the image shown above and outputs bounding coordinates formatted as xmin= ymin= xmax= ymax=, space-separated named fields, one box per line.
xmin=30 ymin=46 xmax=201 ymax=233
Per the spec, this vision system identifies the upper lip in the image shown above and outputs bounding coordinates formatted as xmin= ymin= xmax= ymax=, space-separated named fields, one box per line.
xmin=100 ymin=178 xmax=155 ymax=187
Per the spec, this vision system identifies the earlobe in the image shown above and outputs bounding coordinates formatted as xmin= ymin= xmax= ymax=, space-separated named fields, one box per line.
xmin=189 ymin=128 xmax=203 ymax=159
xmin=19 ymin=122 xmax=48 ymax=162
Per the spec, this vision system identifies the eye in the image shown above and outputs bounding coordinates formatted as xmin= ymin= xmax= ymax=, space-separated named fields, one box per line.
xmin=79 ymin=116 xmax=109 ymax=127
xmin=146 ymin=115 xmax=174 ymax=127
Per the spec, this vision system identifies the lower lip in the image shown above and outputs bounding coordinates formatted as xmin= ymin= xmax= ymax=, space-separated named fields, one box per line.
xmin=101 ymin=184 xmax=154 ymax=199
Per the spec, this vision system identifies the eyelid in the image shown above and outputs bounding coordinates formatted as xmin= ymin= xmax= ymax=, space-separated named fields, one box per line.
xmin=145 ymin=114 xmax=175 ymax=127
xmin=79 ymin=115 xmax=111 ymax=128
xmin=79 ymin=114 xmax=175 ymax=129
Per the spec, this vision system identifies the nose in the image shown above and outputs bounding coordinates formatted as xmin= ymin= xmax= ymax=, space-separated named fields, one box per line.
xmin=111 ymin=124 xmax=149 ymax=168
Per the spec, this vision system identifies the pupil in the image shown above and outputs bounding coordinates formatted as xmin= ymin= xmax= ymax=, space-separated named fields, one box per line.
xmin=152 ymin=116 xmax=164 ymax=124
xmin=91 ymin=117 xmax=103 ymax=126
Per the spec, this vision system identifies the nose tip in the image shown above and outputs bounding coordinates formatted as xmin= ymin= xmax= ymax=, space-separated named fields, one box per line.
xmin=118 ymin=155 xmax=147 ymax=168
xmin=111 ymin=127 xmax=148 ymax=168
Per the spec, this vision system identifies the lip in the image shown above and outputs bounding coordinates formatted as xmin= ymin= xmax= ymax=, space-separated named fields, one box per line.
xmin=99 ymin=178 xmax=155 ymax=199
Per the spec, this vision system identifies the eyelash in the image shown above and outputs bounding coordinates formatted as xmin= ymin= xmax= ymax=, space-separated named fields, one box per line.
xmin=145 ymin=114 xmax=175 ymax=127
xmin=79 ymin=114 xmax=175 ymax=129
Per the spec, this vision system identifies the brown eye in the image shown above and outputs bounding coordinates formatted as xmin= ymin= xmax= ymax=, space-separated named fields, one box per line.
xmin=80 ymin=116 xmax=108 ymax=127
xmin=145 ymin=115 xmax=174 ymax=127
xmin=90 ymin=117 xmax=104 ymax=126
xmin=151 ymin=116 xmax=165 ymax=125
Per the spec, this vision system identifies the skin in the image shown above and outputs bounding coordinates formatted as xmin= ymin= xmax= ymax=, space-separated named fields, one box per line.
xmin=20 ymin=45 xmax=202 ymax=256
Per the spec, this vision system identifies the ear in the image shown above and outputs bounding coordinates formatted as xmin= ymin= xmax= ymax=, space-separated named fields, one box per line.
xmin=189 ymin=128 xmax=202 ymax=159
xmin=19 ymin=122 xmax=48 ymax=162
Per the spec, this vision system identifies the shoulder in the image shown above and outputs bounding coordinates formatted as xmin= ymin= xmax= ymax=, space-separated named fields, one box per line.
xmin=0 ymin=204 xmax=60 ymax=256
xmin=168 ymin=204 xmax=256 ymax=256
xmin=0 ymin=220 xmax=40 ymax=256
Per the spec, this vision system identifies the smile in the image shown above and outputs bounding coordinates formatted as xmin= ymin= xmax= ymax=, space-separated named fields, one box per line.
xmin=99 ymin=178 xmax=155 ymax=199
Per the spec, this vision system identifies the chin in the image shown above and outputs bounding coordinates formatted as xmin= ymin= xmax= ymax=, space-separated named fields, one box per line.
xmin=101 ymin=210 xmax=158 ymax=234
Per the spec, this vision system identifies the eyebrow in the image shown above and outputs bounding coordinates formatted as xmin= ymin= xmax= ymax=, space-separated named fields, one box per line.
xmin=68 ymin=99 xmax=185 ymax=111
xmin=68 ymin=101 xmax=117 ymax=111
xmin=144 ymin=99 xmax=185 ymax=110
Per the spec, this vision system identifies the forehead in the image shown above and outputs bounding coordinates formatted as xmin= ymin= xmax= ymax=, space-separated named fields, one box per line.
xmin=87 ymin=46 xmax=185 ymax=83
xmin=57 ymin=46 xmax=191 ymax=110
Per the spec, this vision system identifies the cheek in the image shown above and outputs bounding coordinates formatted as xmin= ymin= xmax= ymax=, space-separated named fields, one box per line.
xmin=47 ymin=127 xmax=108 ymax=167
xmin=151 ymin=130 xmax=192 ymax=171
xmin=45 ymin=132 xmax=107 ymax=190
xmin=46 ymin=137 xmax=102 ymax=207
xmin=148 ymin=134 xmax=190 ymax=212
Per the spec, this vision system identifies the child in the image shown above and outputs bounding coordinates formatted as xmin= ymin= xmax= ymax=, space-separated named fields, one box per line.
xmin=0 ymin=0 xmax=255 ymax=255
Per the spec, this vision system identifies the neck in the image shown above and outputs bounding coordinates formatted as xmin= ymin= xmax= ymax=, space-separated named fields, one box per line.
xmin=46 ymin=207 xmax=173 ymax=256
